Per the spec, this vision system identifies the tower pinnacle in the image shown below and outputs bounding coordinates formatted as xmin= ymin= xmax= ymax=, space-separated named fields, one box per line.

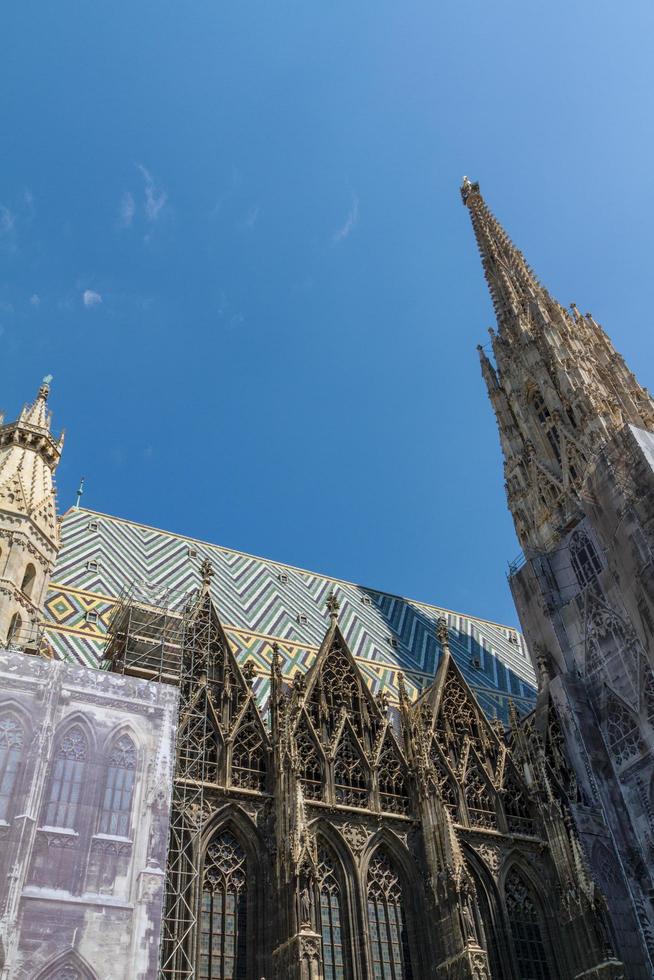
xmin=463 ymin=181 xmax=654 ymax=551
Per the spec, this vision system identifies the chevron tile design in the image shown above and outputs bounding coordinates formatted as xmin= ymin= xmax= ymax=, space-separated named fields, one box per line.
xmin=43 ymin=508 xmax=538 ymax=721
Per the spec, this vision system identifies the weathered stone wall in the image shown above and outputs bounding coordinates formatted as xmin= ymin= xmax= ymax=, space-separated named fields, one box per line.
xmin=0 ymin=649 xmax=178 ymax=980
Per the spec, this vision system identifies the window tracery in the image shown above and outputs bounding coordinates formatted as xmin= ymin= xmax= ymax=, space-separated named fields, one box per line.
xmin=429 ymin=738 xmax=458 ymax=816
xmin=570 ymin=529 xmax=602 ymax=589
xmin=464 ymin=764 xmax=496 ymax=829
xmin=367 ymin=849 xmax=413 ymax=979
xmin=231 ymin=707 xmax=266 ymax=791
xmin=316 ymin=843 xmax=348 ymax=980
xmin=334 ymin=730 xmax=368 ymax=808
xmin=377 ymin=733 xmax=409 ymax=815
xmin=199 ymin=830 xmax=247 ymax=980
xmin=44 ymin=725 xmax=88 ymax=828
xmin=295 ymin=721 xmax=322 ymax=800
xmin=502 ymin=766 xmax=535 ymax=836
xmin=533 ymin=394 xmax=561 ymax=465
xmin=505 ymin=869 xmax=551 ymax=980
xmin=179 ymin=695 xmax=220 ymax=784
xmin=605 ymin=696 xmax=644 ymax=768
xmin=98 ymin=734 xmax=136 ymax=837
xmin=0 ymin=714 xmax=24 ymax=821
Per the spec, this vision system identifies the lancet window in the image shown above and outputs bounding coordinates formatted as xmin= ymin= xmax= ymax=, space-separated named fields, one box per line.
xmin=0 ymin=714 xmax=24 ymax=821
xmin=605 ymin=696 xmax=644 ymax=768
xmin=44 ymin=725 xmax=88 ymax=829
xmin=505 ymin=869 xmax=551 ymax=980
xmin=295 ymin=721 xmax=323 ymax=800
xmin=502 ymin=767 xmax=535 ymax=836
xmin=178 ymin=696 xmax=220 ymax=784
xmin=570 ymin=530 xmax=602 ymax=589
xmin=231 ymin=709 xmax=266 ymax=791
xmin=317 ymin=843 xmax=348 ymax=980
xmin=429 ymin=739 xmax=459 ymax=817
xmin=334 ymin=730 xmax=368 ymax=808
xmin=367 ymin=849 xmax=413 ymax=980
xmin=377 ymin=734 xmax=410 ymax=815
xmin=199 ymin=830 xmax=247 ymax=980
xmin=464 ymin=764 xmax=496 ymax=829
xmin=98 ymin=734 xmax=137 ymax=837
xmin=533 ymin=394 xmax=561 ymax=465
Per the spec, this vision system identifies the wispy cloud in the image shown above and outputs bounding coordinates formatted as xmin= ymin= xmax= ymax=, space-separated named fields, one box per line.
xmin=119 ymin=191 xmax=135 ymax=228
xmin=138 ymin=164 xmax=167 ymax=222
xmin=23 ymin=189 xmax=35 ymax=217
xmin=30 ymin=294 xmax=41 ymax=308
xmin=240 ymin=204 xmax=260 ymax=230
xmin=0 ymin=206 xmax=15 ymax=237
xmin=82 ymin=289 xmax=102 ymax=308
xmin=332 ymin=192 xmax=359 ymax=245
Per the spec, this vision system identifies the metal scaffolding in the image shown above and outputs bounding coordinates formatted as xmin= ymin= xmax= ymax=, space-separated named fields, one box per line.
xmin=104 ymin=576 xmax=217 ymax=980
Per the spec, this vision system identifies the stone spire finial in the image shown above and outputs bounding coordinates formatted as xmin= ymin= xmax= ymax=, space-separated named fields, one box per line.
xmin=199 ymin=558 xmax=214 ymax=594
xmin=326 ymin=591 xmax=340 ymax=620
xmin=436 ymin=615 xmax=450 ymax=652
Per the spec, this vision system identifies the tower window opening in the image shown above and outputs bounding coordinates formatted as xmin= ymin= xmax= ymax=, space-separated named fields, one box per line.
xmin=86 ymin=560 xmax=99 ymax=572
xmin=20 ymin=563 xmax=36 ymax=598
xmin=570 ymin=530 xmax=602 ymax=588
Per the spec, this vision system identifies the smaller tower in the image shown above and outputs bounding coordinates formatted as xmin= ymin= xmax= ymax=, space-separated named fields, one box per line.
xmin=0 ymin=378 xmax=64 ymax=646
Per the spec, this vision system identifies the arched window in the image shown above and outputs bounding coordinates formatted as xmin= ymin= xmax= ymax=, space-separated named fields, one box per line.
xmin=605 ymin=696 xmax=643 ymax=768
xmin=179 ymin=693 xmax=220 ymax=784
xmin=0 ymin=714 xmax=24 ymax=821
xmin=367 ymin=848 xmax=413 ymax=980
xmin=44 ymin=725 xmax=88 ymax=828
xmin=231 ymin=708 xmax=266 ymax=791
xmin=429 ymin=739 xmax=459 ymax=817
xmin=533 ymin=394 xmax=561 ymax=465
xmin=377 ymin=733 xmax=410 ymax=815
xmin=295 ymin=720 xmax=322 ymax=800
xmin=21 ymin=562 xmax=36 ymax=597
xmin=464 ymin=764 xmax=496 ymax=829
xmin=7 ymin=612 xmax=22 ymax=644
xmin=505 ymin=869 xmax=551 ymax=980
xmin=502 ymin=766 xmax=536 ymax=836
xmin=199 ymin=830 xmax=247 ymax=980
xmin=334 ymin=729 xmax=368 ymax=807
xmin=317 ymin=842 xmax=349 ymax=980
xmin=570 ymin=530 xmax=602 ymax=589
xmin=98 ymin=734 xmax=137 ymax=836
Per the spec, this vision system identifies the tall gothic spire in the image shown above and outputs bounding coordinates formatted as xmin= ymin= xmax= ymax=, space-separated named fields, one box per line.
xmin=462 ymin=179 xmax=654 ymax=552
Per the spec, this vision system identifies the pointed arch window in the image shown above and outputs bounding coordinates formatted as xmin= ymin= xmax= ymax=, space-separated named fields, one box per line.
xmin=429 ymin=739 xmax=459 ymax=817
xmin=317 ymin=842 xmax=349 ymax=980
xmin=570 ymin=530 xmax=602 ymax=589
xmin=21 ymin=562 xmax=37 ymax=597
xmin=295 ymin=721 xmax=323 ymax=800
xmin=505 ymin=869 xmax=551 ymax=980
xmin=98 ymin=734 xmax=137 ymax=836
xmin=464 ymin=764 xmax=496 ymax=829
xmin=334 ymin=729 xmax=368 ymax=807
xmin=533 ymin=394 xmax=561 ymax=465
xmin=199 ymin=830 xmax=247 ymax=980
xmin=605 ymin=696 xmax=644 ymax=768
xmin=377 ymin=734 xmax=410 ymax=815
xmin=367 ymin=849 xmax=413 ymax=980
xmin=0 ymin=713 xmax=25 ymax=821
xmin=44 ymin=725 xmax=88 ymax=829
xmin=179 ymin=693 xmax=220 ymax=784
xmin=231 ymin=710 xmax=266 ymax=791
xmin=502 ymin=766 xmax=535 ymax=836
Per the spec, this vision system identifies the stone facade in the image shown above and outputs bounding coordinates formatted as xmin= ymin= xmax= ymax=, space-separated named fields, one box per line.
xmin=466 ymin=178 xmax=654 ymax=976
xmin=0 ymin=647 xmax=178 ymax=979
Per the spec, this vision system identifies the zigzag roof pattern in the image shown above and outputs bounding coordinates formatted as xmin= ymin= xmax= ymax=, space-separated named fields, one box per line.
xmin=43 ymin=507 xmax=537 ymax=722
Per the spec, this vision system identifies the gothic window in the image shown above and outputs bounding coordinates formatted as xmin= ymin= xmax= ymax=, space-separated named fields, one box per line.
xmin=533 ymin=394 xmax=561 ymax=464
xmin=334 ymin=729 xmax=368 ymax=807
xmin=502 ymin=766 xmax=535 ymax=836
xmin=317 ymin=843 xmax=349 ymax=980
xmin=377 ymin=733 xmax=410 ymax=815
xmin=231 ymin=709 xmax=266 ymax=791
xmin=605 ymin=696 xmax=644 ymax=768
xmin=464 ymin=764 xmax=496 ymax=829
xmin=505 ymin=869 xmax=551 ymax=980
xmin=367 ymin=849 xmax=413 ymax=980
xmin=44 ymin=725 xmax=88 ymax=829
xmin=199 ymin=830 xmax=247 ymax=980
xmin=0 ymin=714 xmax=24 ymax=821
xmin=97 ymin=734 xmax=137 ymax=837
xmin=7 ymin=612 xmax=22 ymax=644
xmin=570 ymin=530 xmax=602 ymax=589
xmin=295 ymin=721 xmax=323 ymax=800
xmin=178 ymin=693 xmax=220 ymax=784
xmin=439 ymin=674 xmax=477 ymax=751
xmin=21 ymin=562 xmax=37 ymax=597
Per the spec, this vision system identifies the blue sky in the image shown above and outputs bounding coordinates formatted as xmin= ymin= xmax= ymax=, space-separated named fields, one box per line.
xmin=2 ymin=1 xmax=653 ymax=628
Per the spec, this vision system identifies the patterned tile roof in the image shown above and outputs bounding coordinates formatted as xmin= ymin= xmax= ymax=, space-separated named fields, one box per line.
xmin=43 ymin=508 xmax=537 ymax=722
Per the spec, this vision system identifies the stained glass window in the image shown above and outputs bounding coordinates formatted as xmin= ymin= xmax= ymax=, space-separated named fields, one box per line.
xmin=367 ymin=849 xmax=413 ymax=980
xmin=44 ymin=725 xmax=88 ymax=829
xmin=317 ymin=844 xmax=348 ymax=980
xmin=199 ymin=830 xmax=247 ymax=980
xmin=98 ymin=734 xmax=137 ymax=836
xmin=0 ymin=714 xmax=24 ymax=821
xmin=505 ymin=869 xmax=551 ymax=980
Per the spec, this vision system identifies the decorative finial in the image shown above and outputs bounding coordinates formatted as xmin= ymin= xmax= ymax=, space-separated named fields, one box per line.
xmin=242 ymin=660 xmax=256 ymax=682
xmin=74 ymin=476 xmax=85 ymax=510
xmin=436 ymin=615 xmax=450 ymax=649
xmin=200 ymin=558 xmax=214 ymax=592
xmin=326 ymin=591 xmax=340 ymax=620
xmin=39 ymin=374 xmax=53 ymax=400
xmin=460 ymin=176 xmax=479 ymax=205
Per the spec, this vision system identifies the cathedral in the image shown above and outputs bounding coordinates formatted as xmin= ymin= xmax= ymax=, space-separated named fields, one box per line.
xmin=0 ymin=180 xmax=652 ymax=980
